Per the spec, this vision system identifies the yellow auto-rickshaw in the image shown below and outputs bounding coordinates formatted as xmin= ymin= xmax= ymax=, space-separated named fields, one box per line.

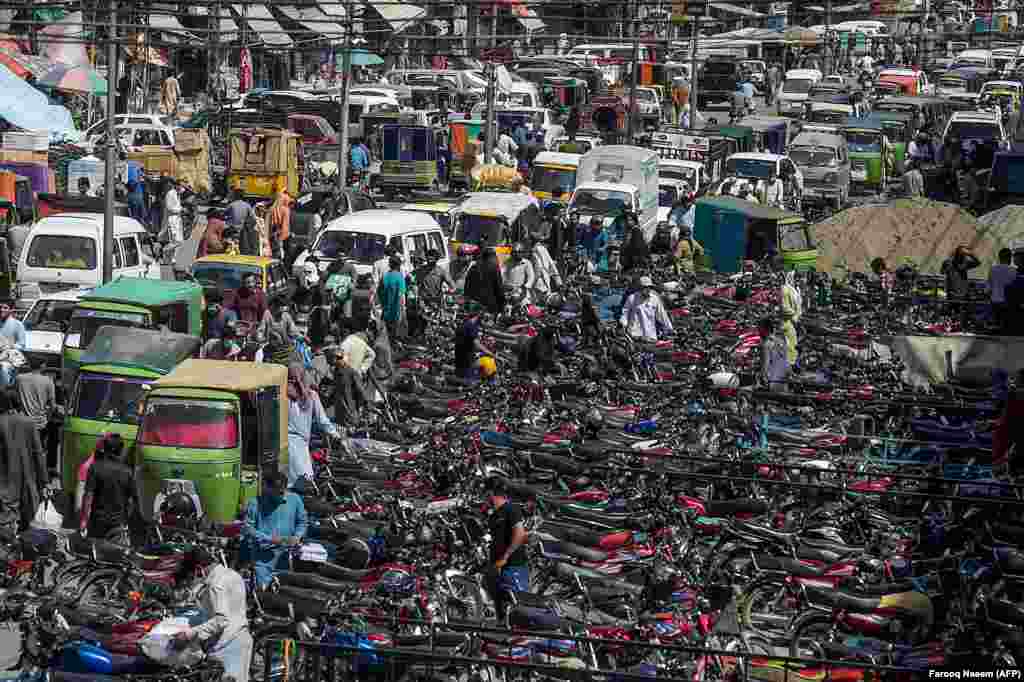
xmin=450 ymin=189 xmax=542 ymax=267
xmin=136 ymin=359 xmax=288 ymax=523
xmin=227 ymin=127 xmax=301 ymax=199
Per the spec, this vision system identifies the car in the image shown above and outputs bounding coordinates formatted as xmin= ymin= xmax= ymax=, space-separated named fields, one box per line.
xmin=717 ymin=152 xmax=804 ymax=209
xmin=288 ymin=188 xmax=377 ymax=264
xmin=820 ymin=74 xmax=847 ymax=87
xmin=658 ymin=158 xmax=706 ymax=193
xmin=21 ymin=289 xmax=86 ymax=370
xmin=777 ymin=69 xmax=823 ymax=118
xmin=85 ymin=122 xmax=175 ymax=154
xmin=83 ymin=115 xmax=170 ymax=147
xmin=942 ymin=109 xmax=1009 ymax=150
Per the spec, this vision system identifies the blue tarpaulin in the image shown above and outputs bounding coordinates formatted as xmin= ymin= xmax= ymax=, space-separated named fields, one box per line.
xmin=0 ymin=63 xmax=77 ymax=138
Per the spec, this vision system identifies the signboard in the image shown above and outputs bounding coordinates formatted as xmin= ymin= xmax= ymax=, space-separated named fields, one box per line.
xmin=681 ymin=135 xmax=710 ymax=151
xmin=839 ymin=32 xmax=849 ymax=50
xmin=767 ymin=14 xmax=786 ymax=29
xmin=855 ymin=31 xmax=866 ymax=50
xmin=975 ymin=0 xmax=993 ymax=17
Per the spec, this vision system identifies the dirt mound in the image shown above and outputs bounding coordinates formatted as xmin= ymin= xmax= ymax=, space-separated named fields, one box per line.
xmin=815 ymin=198 xmax=995 ymax=277
xmin=977 ymin=204 xmax=1024 ymax=252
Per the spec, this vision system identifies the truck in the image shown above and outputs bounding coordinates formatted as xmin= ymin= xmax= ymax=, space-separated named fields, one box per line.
xmin=697 ymin=60 xmax=741 ymax=110
xmin=571 ymin=145 xmax=660 ymax=243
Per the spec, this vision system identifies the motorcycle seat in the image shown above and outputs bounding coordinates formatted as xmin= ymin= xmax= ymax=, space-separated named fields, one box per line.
xmin=539 ymin=539 xmax=609 ymax=563
xmin=528 ymin=452 xmax=586 ymax=476
xmin=805 ymin=585 xmax=881 ymax=613
xmin=394 ymin=631 xmax=469 ymax=648
xmin=799 ymin=538 xmax=864 ymax=558
xmin=703 ymin=500 xmax=770 ymax=517
xmin=509 ymin=605 xmax=573 ymax=632
xmin=732 ymin=519 xmax=797 ymax=544
xmin=539 ymin=523 xmax=629 ymax=550
xmin=276 ymin=571 xmax=352 ymax=594
xmin=754 ymin=554 xmax=825 ymax=577
xmin=316 ymin=562 xmax=376 ymax=582
xmin=259 ymin=591 xmax=329 ymax=620
xmin=573 ymin=442 xmax=615 ymax=463
xmin=588 ymin=583 xmax=641 ymax=604
xmin=997 ymin=547 xmax=1024 ymax=575
xmin=506 ymin=480 xmax=554 ymax=500
xmin=554 ymin=562 xmax=645 ymax=595
xmin=303 ymin=497 xmax=340 ymax=517
xmin=69 ymin=534 xmax=135 ymax=565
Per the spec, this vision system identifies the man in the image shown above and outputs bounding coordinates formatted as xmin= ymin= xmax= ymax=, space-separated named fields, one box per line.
xmin=0 ymin=390 xmax=45 ymax=535
xmin=674 ymin=226 xmax=705 ymax=275
xmin=415 ymin=248 xmax=456 ymax=310
xmin=620 ymin=276 xmax=674 ymax=342
xmin=226 ymin=273 xmax=269 ymax=329
xmin=0 ymin=300 xmax=25 ymax=388
xmin=201 ymin=321 xmax=243 ymax=360
xmin=518 ymin=326 xmax=558 ymax=379
xmin=485 ymin=476 xmax=530 ymax=621
xmin=908 ymin=132 xmax=935 ymax=165
xmin=502 ymin=242 xmax=536 ymax=304
xmin=454 ymin=304 xmax=494 ymax=380
xmin=15 ymin=357 xmax=55 ymax=473
xmin=332 ymin=342 xmax=375 ymax=427
xmin=942 ymin=245 xmax=981 ymax=309
xmin=511 ymin=119 xmax=529 ymax=147
xmin=581 ymin=217 xmax=609 ymax=273
xmin=350 ymin=138 xmax=370 ymax=177
xmin=530 ymin=236 xmax=561 ymax=301
xmin=902 ymin=158 xmax=925 ymax=198
xmin=766 ymin=63 xmax=780 ymax=107
xmin=243 ymin=471 xmax=307 ymax=587
xmin=227 ymin=189 xmax=254 ymax=231
xmin=205 ymin=289 xmax=239 ymax=340
xmin=258 ymin=296 xmax=301 ymax=365
xmin=497 ymin=127 xmax=519 ymax=161
xmin=77 ymin=177 xmax=95 ymax=198
xmin=378 ymin=255 xmax=407 ymax=340
xmin=464 ymin=250 xmax=506 ymax=315
xmin=677 ymin=103 xmax=691 ymax=129
xmin=125 ymin=160 xmax=146 ymax=224
xmin=1005 ymin=249 xmax=1024 ymax=335
xmin=990 ymin=247 xmax=1016 ymax=333
xmin=759 ymin=316 xmax=790 ymax=392
xmin=172 ymin=547 xmax=251 ymax=682
xmin=79 ymin=431 xmax=136 ymax=542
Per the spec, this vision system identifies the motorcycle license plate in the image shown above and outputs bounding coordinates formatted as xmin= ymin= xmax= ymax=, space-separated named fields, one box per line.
xmin=852 ymin=169 xmax=867 ymax=181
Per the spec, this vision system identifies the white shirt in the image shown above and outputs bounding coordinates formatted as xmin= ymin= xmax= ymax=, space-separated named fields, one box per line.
xmin=503 ymin=258 xmax=535 ymax=293
xmin=162 ymin=187 xmax=182 ymax=237
xmin=531 ymin=243 xmax=560 ymax=294
xmin=620 ymin=291 xmax=673 ymax=342
xmin=989 ymin=263 xmax=1017 ymax=304
xmin=340 ymin=332 xmax=376 ymax=375
xmin=765 ymin=178 xmax=784 ymax=208
xmin=191 ymin=564 xmax=248 ymax=648
xmin=497 ymin=134 xmax=518 ymax=158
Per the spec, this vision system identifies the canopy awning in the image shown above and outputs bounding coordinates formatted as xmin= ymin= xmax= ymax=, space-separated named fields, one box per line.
xmin=279 ymin=5 xmax=347 ymax=39
xmin=232 ymin=4 xmax=293 ymax=47
xmin=513 ymin=6 xmax=545 ymax=32
xmin=146 ymin=12 xmax=203 ymax=43
xmin=367 ymin=0 xmax=424 ymax=33
xmin=710 ymin=2 xmax=765 ymax=17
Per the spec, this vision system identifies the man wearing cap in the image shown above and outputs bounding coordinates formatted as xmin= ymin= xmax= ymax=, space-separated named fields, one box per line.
xmin=243 ymin=471 xmax=308 ymax=587
xmin=485 ymin=477 xmax=530 ymax=621
xmin=620 ymin=276 xmax=674 ymax=343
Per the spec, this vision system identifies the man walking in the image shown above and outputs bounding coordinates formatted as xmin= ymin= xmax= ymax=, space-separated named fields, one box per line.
xmin=15 ymin=357 xmax=55 ymax=473
xmin=0 ymin=391 xmax=45 ymax=534
xmin=485 ymin=477 xmax=530 ymax=621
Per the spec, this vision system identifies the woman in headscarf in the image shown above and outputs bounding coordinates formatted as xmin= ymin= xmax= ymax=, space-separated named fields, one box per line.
xmin=780 ymin=270 xmax=803 ymax=366
xmin=268 ymin=191 xmax=292 ymax=262
xmin=286 ymin=362 xmax=339 ymax=488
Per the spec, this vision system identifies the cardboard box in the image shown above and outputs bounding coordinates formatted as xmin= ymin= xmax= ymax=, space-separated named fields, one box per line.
xmin=0 ymin=149 xmax=47 ymax=164
xmin=127 ymin=146 xmax=177 ymax=177
xmin=174 ymin=128 xmax=209 ymax=155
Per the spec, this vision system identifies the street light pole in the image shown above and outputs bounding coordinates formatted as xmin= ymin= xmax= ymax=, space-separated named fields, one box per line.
xmin=627 ymin=0 xmax=640 ymax=143
xmin=336 ymin=0 xmax=354 ymax=192
xmin=483 ymin=62 xmax=496 ymax=164
xmin=688 ymin=1 xmax=703 ymax=127
xmin=103 ymin=0 xmax=117 ymax=284
xmin=825 ymin=0 xmax=832 ymax=75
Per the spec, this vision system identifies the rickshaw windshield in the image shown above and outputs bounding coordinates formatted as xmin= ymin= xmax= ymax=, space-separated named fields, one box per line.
xmin=780 ymin=221 xmax=811 ymax=251
xmin=66 ymin=310 xmax=147 ymax=350
xmin=192 ymin=263 xmax=261 ymax=291
xmin=789 ymin=147 xmax=837 ymax=166
xmin=845 ymin=131 xmax=881 ymax=152
xmin=572 ymin=189 xmax=631 ymax=214
xmin=659 ymin=185 xmax=680 ymax=207
xmin=660 ymin=166 xmax=697 ymax=184
xmin=530 ymin=166 xmax=577 ymax=195
xmin=880 ymin=123 xmax=908 ymax=141
xmin=945 ymin=122 xmax=1001 ymax=141
xmin=314 ymin=231 xmax=387 ymax=262
xmin=24 ymin=299 xmax=76 ymax=331
xmin=140 ymin=397 xmax=239 ymax=449
xmin=456 ymin=215 xmax=507 ymax=246
xmin=75 ymin=374 xmax=147 ymax=425
xmin=782 ymin=79 xmax=813 ymax=94
xmin=726 ymin=158 xmax=775 ymax=179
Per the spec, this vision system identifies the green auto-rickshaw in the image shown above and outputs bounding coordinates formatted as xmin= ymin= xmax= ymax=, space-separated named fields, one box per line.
xmin=62 ymin=278 xmax=205 ymax=392
xmin=137 ymin=359 xmax=288 ymax=523
xmin=842 ymin=118 xmax=893 ymax=193
xmin=694 ymin=196 xmax=817 ymax=274
xmin=61 ymin=326 xmax=201 ymax=497
xmin=871 ymin=111 xmax=914 ymax=175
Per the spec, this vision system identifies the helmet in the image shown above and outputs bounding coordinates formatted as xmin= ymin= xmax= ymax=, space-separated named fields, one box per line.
xmin=583 ymin=407 xmax=604 ymax=434
xmin=160 ymin=492 xmax=198 ymax=528
xmin=512 ymin=242 xmax=528 ymax=259
xmin=477 ymin=355 xmax=497 ymax=379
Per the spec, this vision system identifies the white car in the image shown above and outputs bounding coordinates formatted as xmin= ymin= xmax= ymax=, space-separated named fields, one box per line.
xmin=659 ymin=158 xmax=706 ymax=192
xmin=83 ymin=115 xmax=175 ymax=152
xmin=21 ymin=289 xmax=88 ymax=369
xmin=717 ymin=152 xmax=804 ymax=207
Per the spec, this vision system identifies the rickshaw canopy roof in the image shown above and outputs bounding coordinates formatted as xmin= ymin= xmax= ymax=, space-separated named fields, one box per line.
xmin=843 ymin=116 xmax=886 ymax=131
xmin=458 ymin=192 xmax=537 ymax=221
xmin=82 ymin=277 xmax=204 ymax=308
xmin=80 ymin=327 xmax=201 ymax=376
xmin=153 ymin=359 xmax=289 ymax=392
xmin=697 ymin=195 xmax=802 ymax=222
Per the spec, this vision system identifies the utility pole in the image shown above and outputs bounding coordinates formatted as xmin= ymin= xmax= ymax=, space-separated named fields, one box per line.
xmin=483 ymin=61 xmax=496 ymax=164
xmin=825 ymin=0 xmax=832 ymax=75
xmin=627 ymin=0 xmax=640 ymax=143
xmin=687 ymin=1 xmax=703 ymax=128
xmin=103 ymin=0 xmax=116 ymax=284
xmin=336 ymin=0 xmax=354 ymax=191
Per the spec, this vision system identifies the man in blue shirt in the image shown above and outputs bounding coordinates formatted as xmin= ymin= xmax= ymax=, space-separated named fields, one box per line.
xmin=350 ymin=138 xmax=370 ymax=174
xmin=243 ymin=471 xmax=308 ymax=587
xmin=377 ymin=255 xmax=406 ymax=340
xmin=0 ymin=300 xmax=24 ymax=387
xmin=580 ymin=217 xmax=609 ymax=272
xmin=125 ymin=159 xmax=146 ymax=224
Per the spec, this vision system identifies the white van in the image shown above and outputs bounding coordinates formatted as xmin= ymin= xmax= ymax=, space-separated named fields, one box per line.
xmin=17 ymin=214 xmax=158 ymax=304
xmin=777 ymin=69 xmax=823 ymax=118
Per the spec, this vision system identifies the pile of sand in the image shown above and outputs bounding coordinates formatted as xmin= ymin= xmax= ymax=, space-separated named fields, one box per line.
xmin=814 ymin=198 xmax=999 ymax=277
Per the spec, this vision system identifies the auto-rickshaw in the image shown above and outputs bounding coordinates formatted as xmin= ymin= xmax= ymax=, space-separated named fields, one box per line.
xmin=190 ymin=254 xmax=290 ymax=303
xmin=694 ymin=196 xmax=817 ymax=274
xmin=871 ymin=111 xmax=914 ymax=174
xmin=61 ymin=326 xmax=200 ymax=497
xmin=530 ymin=151 xmax=581 ymax=203
xmin=137 ymin=359 xmax=288 ymax=523
xmin=874 ymin=96 xmax=950 ymax=136
xmin=706 ymin=125 xmax=755 ymax=155
xmin=377 ymin=122 xmax=439 ymax=199
xmin=842 ymin=117 xmax=893 ymax=193
xmin=937 ymin=67 xmax=991 ymax=96
xmin=227 ymin=127 xmax=301 ymax=199
xmin=399 ymin=200 xmax=459 ymax=235
xmin=808 ymin=102 xmax=855 ymax=125
xmin=359 ymin=109 xmax=401 ymax=149
xmin=447 ymin=118 xmax=496 ymax=194
xmin=542 ymin=76 xmax=591 ymax=111
xmin=736 ymin=115 xmax=799 ymax=155
xmin=450 ymin=191 xmax=542 ymax=266
xmin=62 ymin=278 xmax=205 ymax=392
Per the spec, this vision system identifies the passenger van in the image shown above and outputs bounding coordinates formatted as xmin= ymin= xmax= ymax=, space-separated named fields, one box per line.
xmin=17 ymin=214 xmax=157 ymax=305
xmin=777 ymin=69 xmax=823 ymax=118
xmin=290 ymin=209 xmax=447 ymax=322
xmin=788 ymin=131 xmax=851 ymax=210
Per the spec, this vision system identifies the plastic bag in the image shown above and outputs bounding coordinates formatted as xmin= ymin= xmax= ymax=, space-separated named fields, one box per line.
xmin=30 ymin=499 xmax=62 ymax=531
xmin=138 ymin=618 xmax=205 ymax=669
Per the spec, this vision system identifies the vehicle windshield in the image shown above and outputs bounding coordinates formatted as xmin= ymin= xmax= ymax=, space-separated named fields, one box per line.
xmin=880 ymin=122 xmax=908 ymax=141
xmin=192 ymin=263 xmax=261 ymax=291
xmin=75 ymin=374 xmax=147 ymax=425
xmin=810 ymin=110 xmax=847 ymax=123
xmin=24 ymin=299 xmax=77 ymax=331
xmin=845 ymin=131 xmax=882 ymax=152
xmin=875 ymin=103 xmax=916 ymax=115
xmin=26 ymin=235 xmax=97 ymax=270
xmin=726 ymin=158 xmax=775 ymax=179
xmin=659 ymin=185 xmax=680 ymax=207
xmin=314 ymin=230 xmax=387 ymax=262
xmin=530 ymin=166 xmax=577 ymax=196
xmin=788 ymin=147 xmax=837 ymax=166
xmin=945 ymin=122 xmax=1000 ymax=141
xmin=571 ymin=189 xmax=632 ymax=214
xmin=782 ymin=79 xmax=814 ymax=94
xmin=660 ymin=166 xmax=697 ymax=184
xmin=635 ymin=90 xmax=656 ymax=102
xmin=703 ymin=62 xmax=736 ymax=76
xmin=65 ymin=310 xmax=148 ymax=349
xmin=140 ymin=397 xmax=239 ymax=449
xmin=456 ymin=215 xmax=508 ymax=246
xmin=743 ymin=62 xmax=765 ymax=73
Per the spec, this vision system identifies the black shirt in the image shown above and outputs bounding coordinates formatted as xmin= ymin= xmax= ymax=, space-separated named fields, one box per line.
xmin=489 ymin=501 xmax=528 ymax=566
xmin=85 ymin=459 xmax=137 ymax=531
xmin=454 ymin=317 xmax=482 ymax=376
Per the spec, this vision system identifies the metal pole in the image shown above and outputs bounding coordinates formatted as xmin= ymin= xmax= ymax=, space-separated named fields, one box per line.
xmin=103 ymin=0 xmax=116 ymax=284
xmin=336 ymin=0 xmax=353 ymax=191
xmin=491 ymin=2 xmax=498 ymax=49
xmin=825 ymin=0 xmax=832 ymax=74
xmin=627 ymin=2 xmax=639 ymax=142
xmin=483 ymin=62 xmax=496 ymax=164
xmin=688 ymin=5 xmax=701 ymax=128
